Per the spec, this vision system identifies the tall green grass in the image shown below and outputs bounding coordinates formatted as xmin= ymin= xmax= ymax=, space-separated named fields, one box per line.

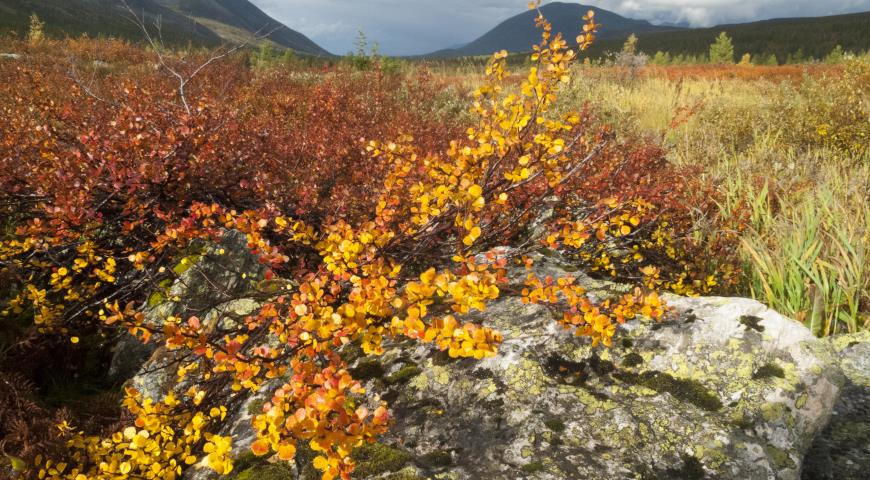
xmin=559 ymin=61 xmax=870 ymax=335
xmin=735 ymin=184 xmax=869 ymax=335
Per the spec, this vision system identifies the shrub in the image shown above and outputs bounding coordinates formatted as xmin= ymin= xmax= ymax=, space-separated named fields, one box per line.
xmin=0 ymin=6 xmax=723 ymax=480
xmin=798 ymin=58 xmax=870 ymax=157
xmin=27 ymin=14 xmax=45 ymax=45
xmin=709 ymin=32 xmax=735 ymax=65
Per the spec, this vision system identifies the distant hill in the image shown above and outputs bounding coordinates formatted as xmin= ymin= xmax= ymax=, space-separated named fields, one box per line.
xmin=584 ymin=11 xmax=870 ymax=62
xmin=0 ymin=0 xmax=331 ymax=56
xmin=426 ymin=2 xmax=681 ymax=57
xmin=154 ymin=1 xmax=330 ymax=55
xmin=423 ymin=2 xmax=870 ymax=62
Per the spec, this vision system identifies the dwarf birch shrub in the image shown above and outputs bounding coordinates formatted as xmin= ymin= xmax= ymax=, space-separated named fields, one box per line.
xmin=0 ymin=6 xmax=741 ymax=480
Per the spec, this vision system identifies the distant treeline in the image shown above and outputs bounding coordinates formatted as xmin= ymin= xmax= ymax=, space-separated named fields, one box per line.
xmin=583 ymin=11 xmax=870 ymax=65
xmin=423 ymin=11 xmax=870 ymax=67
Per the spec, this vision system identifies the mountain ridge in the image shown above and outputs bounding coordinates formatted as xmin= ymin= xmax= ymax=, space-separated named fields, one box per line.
xmin=154 ymin=0 xmax=330 ymax=55
xmin=0 ymin=0 xmax=331 ymax=56
xmin=422 ymin=2 xmax=870 ymax=59
xmin=425 ymin=2 xmax=681 ymax=57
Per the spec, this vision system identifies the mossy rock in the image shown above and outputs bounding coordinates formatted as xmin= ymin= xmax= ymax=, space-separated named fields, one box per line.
xmin=350 ymin=359 xmax=386 ymax=381
xmin=232 ymin=462 xmax=295 ymax=480
xmin=543 ymin=418 xmax=566 ymax=433
xmin=351 ymin=443 xmax=412 ymax=478
xmin=383 ymin=467 xmax=426 ymax=480
xmin=752 ymin=362 xmax=785 ymax=380
xmin=231 ymin=451 xmax=264 ymax=474
xmin=419 ymin=450 xmax=452 ymax=469
xmin=386 ymin=364 xmax=423 ymax=385
xmin=612 ymin=369 xmax=723 ymax=412
xmin=520 ymin=461 xmax=545 ymax=474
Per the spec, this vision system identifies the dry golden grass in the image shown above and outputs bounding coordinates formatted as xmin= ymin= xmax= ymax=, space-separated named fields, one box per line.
xmin=553 ymin=61 xmax=870 ymax=334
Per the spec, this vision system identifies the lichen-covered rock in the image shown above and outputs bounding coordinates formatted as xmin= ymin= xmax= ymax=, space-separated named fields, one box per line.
xmin=113 ymin=230 xmax=266 ymax=400
xmin=124 ymin=241 xmax=848 ymax=480
xmin=115 ymin=230 xmax=273 ymax=479
xmin=350 ymin=255 xmax=844 ymax=480
xmin=802 ymin=331 xmax=870 ymax=480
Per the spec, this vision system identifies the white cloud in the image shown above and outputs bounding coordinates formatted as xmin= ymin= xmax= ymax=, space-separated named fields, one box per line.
xmin=597 ymin=0 xmax=870 ymax=26
xmin=250 ymin=0 xmax=870 ymax=55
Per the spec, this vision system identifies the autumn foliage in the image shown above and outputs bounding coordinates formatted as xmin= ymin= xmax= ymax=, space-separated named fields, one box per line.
xmin=0 ymin=5 xmax=736 ymax=480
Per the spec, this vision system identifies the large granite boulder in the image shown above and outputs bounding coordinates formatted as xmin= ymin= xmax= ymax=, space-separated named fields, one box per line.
xmin=329 ymin=253 xmax=845 ymax=480
xmin=111 ymin=229 xmax=266 ymax=398
xmin=123 ymin=239 xmax=856 ymax=480
xmin=802 ymin=331 xmax=870 ymax=480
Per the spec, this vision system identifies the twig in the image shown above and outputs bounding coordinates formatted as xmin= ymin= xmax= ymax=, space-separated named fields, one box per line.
xmin=120 ymin=0 xmax=278 ymax=115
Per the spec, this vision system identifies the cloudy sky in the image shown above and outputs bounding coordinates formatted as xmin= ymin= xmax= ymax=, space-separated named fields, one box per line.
xmin=252 ymin=0 xmax=870 ymax=55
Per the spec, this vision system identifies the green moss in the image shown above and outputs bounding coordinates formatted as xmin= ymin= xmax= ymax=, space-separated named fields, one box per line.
xmin=521 ymin=461 xmax=545 ymax=473
xmin=383 ymin=467 xmax=425 ymax=480
xmin=760 ymin=402 xmax=788 ymax=422
xmin=544 ymin=418 xmax=566 ymax=433
xmin=729 ymin=407 xmax=754 ymax=429
xmin=350 ymin=359 xmax=386 ymax=381
xmin=764 ymin=445 xmax=796 ymax=470
xmin=351 ymin=443 xmax=411 ymax=478
xmin=795 ymin=392 xmax=808 ymax=409
xmin=172 ymin=253 xmax=202 ymax=275
xmin=419 ymin=450 xmax=452 ymax=468
xmin=233 ymin=462 xmax=296 ymax=480
xmin=613 ymin=370 xmax=723 ymax=412
xmin=622 ymin=352 xmax=644 ymax=368
xmin=738 ymin=315 xmax=765 ymax=332
xmin=386 ymin=365 xmax=423 ymax=385
xmin=231 ymin=451 xmax=263 ymax=474
xmin=752 ymin=362 xmax=785 ymax=379
xmin=829 ymin=330 xmax=870 ymax=352
xmin=146 ymin=290 xmax=165 ymax=307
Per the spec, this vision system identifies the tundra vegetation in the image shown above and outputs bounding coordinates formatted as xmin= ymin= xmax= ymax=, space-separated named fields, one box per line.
xmin=0 ymin=3 xmax=868 ymax=480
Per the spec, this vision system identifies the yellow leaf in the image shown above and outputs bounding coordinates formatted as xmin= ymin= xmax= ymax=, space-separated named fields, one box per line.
xmin=251 ymin=439 xmax=270 ymax=456
xmin=313 ymin=456 xmax=329 ymax=470
xmin=8 ymin=455 xmax=27 ymax=471
xmin=463 ymin=226 xmax=482 ymax=246
xmin=277 ymin=443 xmax=296 ymax=461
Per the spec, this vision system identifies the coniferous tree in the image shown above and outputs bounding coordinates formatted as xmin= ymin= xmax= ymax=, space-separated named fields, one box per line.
xmin=27 ymin=13 xmax=45 ymax=45
xmin=709 ymin=32 xmax=735 ymax=64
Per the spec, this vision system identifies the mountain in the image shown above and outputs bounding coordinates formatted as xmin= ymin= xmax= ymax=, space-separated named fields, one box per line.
xmin=0 ymin=0 xmax=330 ymax=56
xmin=426 ymin=2 xmax=681 ymax=57
xmin=154 ymin=1 xmax=330 ymax=55
xmin=583 ymin=11 xmax=870 ymax=61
